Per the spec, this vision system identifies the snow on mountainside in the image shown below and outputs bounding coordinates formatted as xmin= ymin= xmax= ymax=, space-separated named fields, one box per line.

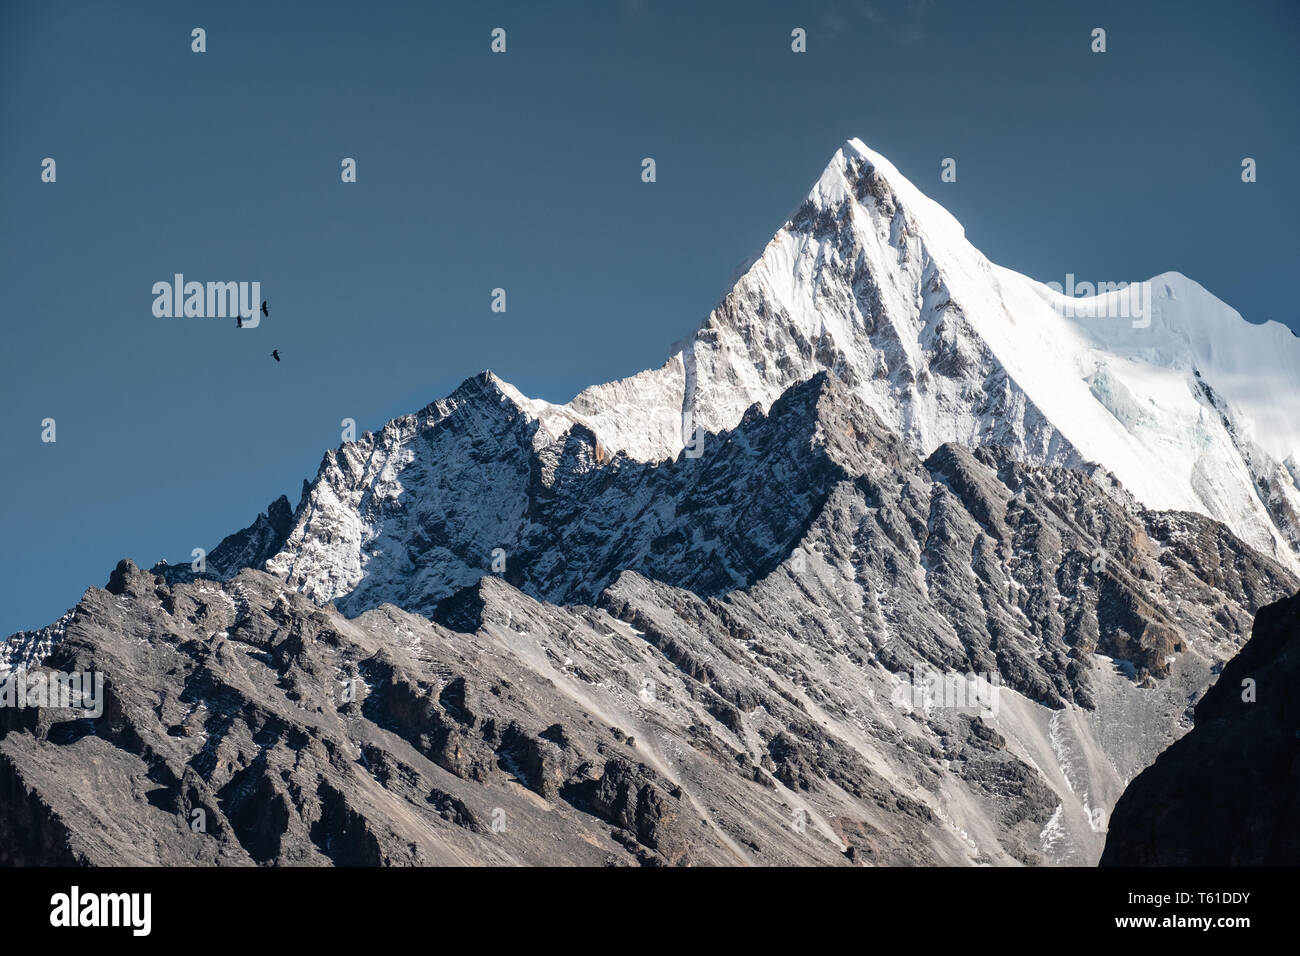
xmin=172 ymin=135 xmax=1299 ymax=622
xmin=568 ymin=139 xmax=1300 ymax=572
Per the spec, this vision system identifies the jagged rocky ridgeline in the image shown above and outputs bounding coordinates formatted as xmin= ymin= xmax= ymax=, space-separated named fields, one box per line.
xmin=1 ymin=373 xmax=1294 ymax=865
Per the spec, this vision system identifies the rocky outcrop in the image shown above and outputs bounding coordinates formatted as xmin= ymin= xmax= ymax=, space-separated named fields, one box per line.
xmin=1100 ymin=591 xmax=1300 ymax=866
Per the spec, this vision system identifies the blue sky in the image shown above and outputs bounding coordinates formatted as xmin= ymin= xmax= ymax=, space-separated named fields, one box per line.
xmin=2 ymin=0 xmax=1297 ymax=635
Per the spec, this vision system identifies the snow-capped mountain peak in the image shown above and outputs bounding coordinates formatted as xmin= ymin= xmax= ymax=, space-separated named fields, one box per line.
xmin=563 ymin=139 xmax=1300 ymax=571
xmin=169 ymin=137 xmax=1300 ymax=598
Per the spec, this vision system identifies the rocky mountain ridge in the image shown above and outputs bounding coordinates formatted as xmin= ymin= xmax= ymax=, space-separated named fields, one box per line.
xmin=3 ymin=372 xmax=1294 ymax=866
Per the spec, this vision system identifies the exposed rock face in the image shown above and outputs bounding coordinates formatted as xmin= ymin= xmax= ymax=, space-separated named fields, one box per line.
xmin=1100 ymin=591 xmax=1300 ymax=866
xmin=0 ymin=561 xmax=949 ymax=866
xmin=262 ymin=372 xmax=1293 ymax=700
xmin=1 ymin=373 xmax=1293 ymax=866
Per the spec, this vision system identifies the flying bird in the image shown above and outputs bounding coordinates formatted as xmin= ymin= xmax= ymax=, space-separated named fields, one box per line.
xmin=261 ymin=301 xmax=269 ymax=317
xmin=271 ymin=349 xmax=280 ymax=362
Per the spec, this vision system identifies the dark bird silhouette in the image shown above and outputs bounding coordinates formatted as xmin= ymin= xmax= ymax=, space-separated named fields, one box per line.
xmin=236 ymin=314 xmax=243 ymax=328
xmin=261 ymin=301 xmax=269 ymax=317
xmin=271 ymin=349 xmax=281 ymax=362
